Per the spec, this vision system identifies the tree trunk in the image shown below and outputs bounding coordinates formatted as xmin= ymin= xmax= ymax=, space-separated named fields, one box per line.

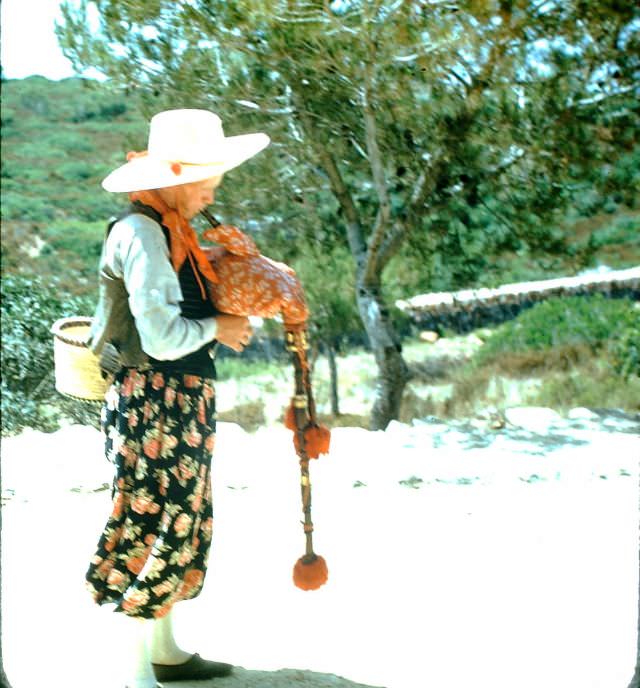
xmin=356 ymin=282 xmax=409 ymax=430
xmin=326 ymin=342 xmax=340 ymax=416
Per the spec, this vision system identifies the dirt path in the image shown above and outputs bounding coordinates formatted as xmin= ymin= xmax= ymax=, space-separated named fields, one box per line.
xmin=2 ymin=417 xmax=638 ymax=688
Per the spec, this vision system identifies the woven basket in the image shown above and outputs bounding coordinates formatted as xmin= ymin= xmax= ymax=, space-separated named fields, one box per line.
xmin=50 ymin=317 xmax=110 ymax=401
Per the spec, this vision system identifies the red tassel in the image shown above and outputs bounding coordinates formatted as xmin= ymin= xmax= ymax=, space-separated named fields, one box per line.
xmin=303 ymin=424 xmax=331 ymax=459
xmin=171 ymin=162 xmax=182 ymax=175
xmin=284 ymin=403 xmax=296 ymax=431
xmin=292 ymin=423 xmax=330 ymax=459
xmin=293 ymin=554 xmax=328 ymax=591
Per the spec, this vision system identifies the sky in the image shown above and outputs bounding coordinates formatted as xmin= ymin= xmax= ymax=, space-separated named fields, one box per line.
xmin=0 ymin=0 xmax=94 ymax=80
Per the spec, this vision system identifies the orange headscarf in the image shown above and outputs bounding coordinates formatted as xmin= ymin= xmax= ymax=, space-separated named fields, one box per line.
xmin=128 ymin=189 xmax=219 ymax=299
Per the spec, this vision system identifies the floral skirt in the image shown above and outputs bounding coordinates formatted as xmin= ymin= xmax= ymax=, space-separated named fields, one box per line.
xmin=86 ymin=367 xmax=216 ymax=619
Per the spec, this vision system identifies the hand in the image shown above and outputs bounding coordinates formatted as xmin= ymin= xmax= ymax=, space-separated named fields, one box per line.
xmin=215 ymin=314 xmax=253 ymax=352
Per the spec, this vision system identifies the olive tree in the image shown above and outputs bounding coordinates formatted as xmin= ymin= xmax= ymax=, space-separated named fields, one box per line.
xmin=58 ymin=0 xmax=639 ymax=429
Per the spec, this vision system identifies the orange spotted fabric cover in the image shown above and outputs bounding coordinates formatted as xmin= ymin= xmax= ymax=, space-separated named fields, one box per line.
xmin=202 ymin=224 xmax=309 ymax=327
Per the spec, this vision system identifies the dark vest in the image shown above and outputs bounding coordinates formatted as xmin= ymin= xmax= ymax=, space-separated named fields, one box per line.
xmin=89 ymin=202 xmax=218 ymax=377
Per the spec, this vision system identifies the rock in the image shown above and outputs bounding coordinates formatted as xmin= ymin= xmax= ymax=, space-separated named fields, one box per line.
xmin=419 ymin=330 xmax=439 ymax=343
xmin=465 ymin=333 xmax=484 ymax=347
xmin=37 ymin=403 xmax=59 ymax=420
xmin=24 ymin=235 xmax=46 ymax=258
xmin=475 ymin=328 xmax=494 ymax=341
xmin=489 ymin=412 xmax=506 ymax=430
xmin=504 ymin=406 xmax=562 ymax=433
xmin=568 ymin=407 xmax=600 ymax=421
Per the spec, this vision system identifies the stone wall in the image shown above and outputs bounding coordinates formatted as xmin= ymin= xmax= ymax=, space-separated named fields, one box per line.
xmin=395 ymin=266 xmax=640 ymax=333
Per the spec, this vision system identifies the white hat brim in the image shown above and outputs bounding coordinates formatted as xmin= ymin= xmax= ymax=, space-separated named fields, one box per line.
xmin=102 ymin=132 xmax=270 ymax=193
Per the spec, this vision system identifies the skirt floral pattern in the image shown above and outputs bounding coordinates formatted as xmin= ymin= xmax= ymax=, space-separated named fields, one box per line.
xmin=86 ymin=367 xmax=216 ymax=619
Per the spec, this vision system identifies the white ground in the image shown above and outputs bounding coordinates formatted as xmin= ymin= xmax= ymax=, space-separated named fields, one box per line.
xmin=2 ymin=408 xmax=639 ymax=688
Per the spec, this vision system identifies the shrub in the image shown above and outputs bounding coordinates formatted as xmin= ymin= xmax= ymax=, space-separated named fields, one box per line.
xmin=53 ymin=132 xmax=95 ymax=153
xmin=42 ymin=219 xmax=104 ymax=264
xmin=1 ymin=192 xmax=56 ymax=221
xmin=608 ymin=317 xmax=640 ymax=380
xmin=98 ymin=102 xmax=127 ymax=118
xmin=1 ymin=273 xmax=98 ymax=435
xmin=57 ymin=161 xmax=99 ymax=181
xmin=473 ymin=294 xmax=638 ymax=368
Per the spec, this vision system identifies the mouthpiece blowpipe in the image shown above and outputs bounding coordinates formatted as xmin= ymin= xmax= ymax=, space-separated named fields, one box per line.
xmin=201 ymin=208 xmax=221 ymax=228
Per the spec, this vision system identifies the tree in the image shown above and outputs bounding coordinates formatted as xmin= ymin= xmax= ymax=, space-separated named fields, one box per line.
xmin=294 ymin=242 xmax=361 ymax=416
xmin=58 ymin=0 xmax=639 ymax=429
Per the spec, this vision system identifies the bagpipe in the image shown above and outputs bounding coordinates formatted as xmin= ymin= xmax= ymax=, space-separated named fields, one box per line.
xmin=200 ymin=209 xmax=330 ymax=591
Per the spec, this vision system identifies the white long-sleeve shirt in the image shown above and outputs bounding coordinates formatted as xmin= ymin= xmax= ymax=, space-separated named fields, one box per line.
xmin=104 ymin=213 xmax=217 ymax=360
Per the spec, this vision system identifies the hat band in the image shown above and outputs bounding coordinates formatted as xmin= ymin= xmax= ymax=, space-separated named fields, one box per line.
xmin=126 ymin=149 xmax=228 ymax=177
xmin=127 ymin=149 xmax=227 ymax=166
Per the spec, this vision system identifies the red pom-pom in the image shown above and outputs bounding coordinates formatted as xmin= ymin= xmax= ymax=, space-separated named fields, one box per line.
xmin=293 ymin=554 xmax=328 ymax=591
xmin=293 ymin=424 xmax=330 ymax=459
xmin=171 ymin=162 xmax=182 ymax=175
xmin=284 ymin=403 xmax=296 ymax=431
xmin=303 ymin=424 xmax=331 ymax=458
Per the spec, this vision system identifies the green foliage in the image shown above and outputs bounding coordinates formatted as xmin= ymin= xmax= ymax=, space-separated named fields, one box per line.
xmin=1 ymin=192 xmax=56 ymax=221
xmin=609 ymin=320 xmax=640 ymax=380
xmin=1 ymin=3 xmax=639 ymax=431
xmin=1 ymin=274 xmax=98 ymax=435
xmin=215 ymin=355 xmax=285 ymax=382
xmin=57 ymin=161 xmax=99 ymax=181
xmin=55 ymin=0 xmax=640 ymax=294
xmin=1 ymin=76 xmax=145 ymax=235
xmin=41 ymin=219 xmax=104 ymax=257
xmin=472 ymin=295 xmax=639 ymax=369
xmin=292 ymin=243 xmax=362 ymax=345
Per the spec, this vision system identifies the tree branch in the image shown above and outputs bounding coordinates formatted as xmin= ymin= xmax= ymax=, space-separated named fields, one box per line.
xmin=361 ymin=60 xmax=392 ymax=283
xmin=375 ymin=169 xmax=432 ymax=272
xmin=376 ymin=222 xmax=409 ymax=273
xmin=290 ymin=86 xmax=367 ymax=262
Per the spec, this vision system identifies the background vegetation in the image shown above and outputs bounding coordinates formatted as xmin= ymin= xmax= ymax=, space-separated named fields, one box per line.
xmin=2 ymin=23 xmax=639 ymax=435
xmin=54 ymin=0 xmax=640 ymax=428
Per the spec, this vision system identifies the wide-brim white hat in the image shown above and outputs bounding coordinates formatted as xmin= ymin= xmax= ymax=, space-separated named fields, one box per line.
xmin=102 ymin=109 xmax=270 ymax=193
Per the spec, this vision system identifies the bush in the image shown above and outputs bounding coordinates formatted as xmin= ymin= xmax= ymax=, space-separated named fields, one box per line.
xmin=42 ymin=219 xmax=104 ymax=263
xmin=98 ymin=102 xmax=127 ymax=119
xmin=608 ymin=317 xmax=640 ymax=380
xmin=53 ymin=131 xmax=95 ymax=153
xmin=473 ymin=294 xmax=638 ymax=368
xmin=1 ymin=273 xmax=98 ymax=435
xmin=57 ymin=161 xmax=99 ymax=181
xmin=1 ymin=192 xmax=56 ymax=221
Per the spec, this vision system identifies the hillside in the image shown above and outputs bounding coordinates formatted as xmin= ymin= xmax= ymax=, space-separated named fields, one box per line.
xmin=1 ymin=76 xmax=147 ymax=292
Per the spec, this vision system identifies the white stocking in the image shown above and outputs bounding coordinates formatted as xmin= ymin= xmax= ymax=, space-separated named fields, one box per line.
xmin=149 ymin=609 xmax=192 ymax=666
xmin=120 ymin=617 xmax=156 ymax=688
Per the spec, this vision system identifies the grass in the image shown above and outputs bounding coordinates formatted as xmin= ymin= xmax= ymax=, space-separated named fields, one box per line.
xmin=418 ymin=296 xmax=640 ymax=417
xmin=212 ymin=316 xmax=639 ymax=433
xmin=215 ymin=355 xmax=288 ymax=383
xmin=531 ymin=361 xmax=640 ymax=411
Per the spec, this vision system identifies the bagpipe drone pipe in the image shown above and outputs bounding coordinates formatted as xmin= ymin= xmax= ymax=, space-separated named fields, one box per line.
xmin=201 ymin=209 xmax=330 ymax=591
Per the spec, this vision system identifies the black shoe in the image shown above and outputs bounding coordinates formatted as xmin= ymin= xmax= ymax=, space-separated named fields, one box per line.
xmin=152 ymin=653 xmax=233 ymax=682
